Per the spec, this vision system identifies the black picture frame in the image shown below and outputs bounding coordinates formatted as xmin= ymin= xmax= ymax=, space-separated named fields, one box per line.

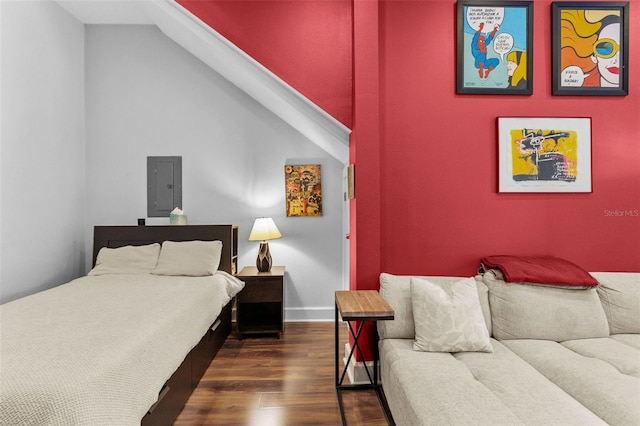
xmin=552 ymin=2 xmax=629 ymax=96
xmin=456 ymin=1 xmax=533 ymax=95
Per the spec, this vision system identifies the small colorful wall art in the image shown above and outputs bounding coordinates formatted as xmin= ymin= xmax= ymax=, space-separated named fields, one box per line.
xmin=552 ymin=2 xmax=629 ymax=96
xmin=498 ymin=117 xmax=592 ymax=193
xmin=285 ymin=164 xmax=322 ymax=217
xmin=457 ymin=1 xmax=533 ymax=95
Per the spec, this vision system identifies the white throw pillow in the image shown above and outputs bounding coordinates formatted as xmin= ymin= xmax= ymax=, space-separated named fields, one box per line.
xmin=152 ymin=240 xmax=222 ymax=276
xmin=411 ymin=277 xmax=493 ymax=353
xmin=89 ymin=243 xmax=160 ymax=275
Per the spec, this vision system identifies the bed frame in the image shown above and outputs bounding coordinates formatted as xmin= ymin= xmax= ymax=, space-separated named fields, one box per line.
xmin=93 ymin=225 xmax=238 ymax=425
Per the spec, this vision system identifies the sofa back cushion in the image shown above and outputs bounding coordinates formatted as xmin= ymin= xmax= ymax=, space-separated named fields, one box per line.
xmin=378 ymin=273 xmax=491 ymax=340
xmin=484 ymin=273 xmax=610 ymax=341
xmin=593 ymin=272 xmax=640 ymax=334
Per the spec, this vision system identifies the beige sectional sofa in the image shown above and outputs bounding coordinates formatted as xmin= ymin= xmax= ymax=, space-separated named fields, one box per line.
xmin=378 ymin=271 xmax=640 ymax=426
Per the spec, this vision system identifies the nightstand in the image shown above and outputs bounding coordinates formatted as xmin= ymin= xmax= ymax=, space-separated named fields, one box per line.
xmin=236 ymin=266 xmax=285 ymax=339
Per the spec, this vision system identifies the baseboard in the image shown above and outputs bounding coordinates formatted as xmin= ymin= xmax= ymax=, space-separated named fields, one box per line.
xmin=284 ymin=306 xmax=334 ymax=322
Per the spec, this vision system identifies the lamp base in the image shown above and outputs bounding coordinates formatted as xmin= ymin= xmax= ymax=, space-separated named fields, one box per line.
xmin=256 ymin=242 xmax=272 ymax=272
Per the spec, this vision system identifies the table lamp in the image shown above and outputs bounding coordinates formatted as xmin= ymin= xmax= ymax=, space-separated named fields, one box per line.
xmin=248 ymin=217 xmax=282 ymax=272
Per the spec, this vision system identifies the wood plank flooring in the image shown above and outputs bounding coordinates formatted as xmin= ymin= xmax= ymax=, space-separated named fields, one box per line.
xmin=174 ymin=322 xmax=389 ymax=425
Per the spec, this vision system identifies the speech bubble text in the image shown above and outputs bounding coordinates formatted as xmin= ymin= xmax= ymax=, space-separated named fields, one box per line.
xmin=466 ymin=7 xmax=505 ymax=32
xmin=561 ymin=66 xmax=589 ymax=87
xmin=493 ymin=33 xmax=514 ymax=62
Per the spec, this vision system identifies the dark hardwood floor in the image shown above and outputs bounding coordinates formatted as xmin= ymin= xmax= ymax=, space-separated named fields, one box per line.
xmin=174 ymin=322 xmax=389 ymax=425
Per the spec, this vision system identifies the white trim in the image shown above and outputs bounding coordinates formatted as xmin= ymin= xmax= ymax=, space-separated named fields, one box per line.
xmin=56 ymin=0 xmax=153 ymax=24
xmin=55 ymin=0 xmax=351 ymax=164
xmin=284 ymin=307 xmax=334 ymax=322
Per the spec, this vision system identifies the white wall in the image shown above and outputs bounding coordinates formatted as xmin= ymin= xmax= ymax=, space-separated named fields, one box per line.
xmin=85 ymin=25 xmax=344 ymax=320
xmin=0 ymin=1 xmax=85 ymax=303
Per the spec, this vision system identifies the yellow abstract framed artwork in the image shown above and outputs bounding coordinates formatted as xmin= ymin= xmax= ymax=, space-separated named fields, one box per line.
xmin=285 ymin=164 xmax=322 ymax=217
xmin=498 ymin=117 xmax=592 ymax=193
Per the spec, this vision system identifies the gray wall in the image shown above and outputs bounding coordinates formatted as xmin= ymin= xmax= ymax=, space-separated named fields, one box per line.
xmin=85 ymin=25 xmax=344 ymax=320
xmin=0 ymin=4 xmax=345 ymax=318
xmin=0 ymin=1 xmax=86 ymax=303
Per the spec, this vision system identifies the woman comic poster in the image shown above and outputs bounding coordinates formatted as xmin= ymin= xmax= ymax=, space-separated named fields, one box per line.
xmin=552 ymin=2 xmax=628 ymax=95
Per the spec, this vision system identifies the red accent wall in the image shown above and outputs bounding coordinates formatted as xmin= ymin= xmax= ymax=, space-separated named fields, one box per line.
xmin=375 ymin=1 xmax=639 ymax=276
xmin=179 ymin=0 xmax=639 ymax=281
xmin=176 ymin=0 xmax=353 ymax=128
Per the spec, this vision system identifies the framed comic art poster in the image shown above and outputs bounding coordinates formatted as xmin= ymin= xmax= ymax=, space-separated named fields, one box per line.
xmin=552 ymin=2 xmax=629 ymax=96
xmin=457 ymin=1 xmax=533 ymax=95
xmin=498 ymin=117 xmax=592 ymax=193
xmin=285 ymin=164 xmax=322 ymax=217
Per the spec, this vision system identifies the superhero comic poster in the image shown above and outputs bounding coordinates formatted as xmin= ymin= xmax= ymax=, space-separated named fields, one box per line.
xmin=498 ymin=117 xmax=592 ymax=193
xmin=285 ymin=165 xmax=322 ymax=217
xmin=457 ymin=1 xmax=533 ymax=95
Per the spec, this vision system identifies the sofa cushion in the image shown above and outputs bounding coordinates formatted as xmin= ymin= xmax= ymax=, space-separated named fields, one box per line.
xmin=378 ymin=273 xmax=491 ymax=340
xmin=411 ymin=277 xmax=492 ymax=353
xmin=453 ymin=340 xmax=609 ymax=426
xmin=483 ymin=273 xmax=609 ymax=341
xmin=561 ymin=338 xmax=640 ymax=378
xmin=379 ymin=339 xmax=525 ymax=426
xmin=611 ymin=334 xmax=640 ymax=350
xmin=379 ymin=338 xmax=606 ymax=426
xmin=502 ymin=339 xmax=640 ymax=426
xmin=593 ymin=272 xmax=640 ymax=334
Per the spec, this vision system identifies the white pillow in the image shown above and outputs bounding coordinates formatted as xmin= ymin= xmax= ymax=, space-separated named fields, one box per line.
xmin=377 ymin=273 xmax=492 ymax=340
xmin=411 ymin=277 xmax=493 ymax=353
xmin=152 ymin=240 xmax=222 ymax=276
xmin=89 ymin=243 xmax=160 ymax=275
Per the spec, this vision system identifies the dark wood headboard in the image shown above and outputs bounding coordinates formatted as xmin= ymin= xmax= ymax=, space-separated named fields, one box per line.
xmin=93 ymin=225 xmax=238 ymax=274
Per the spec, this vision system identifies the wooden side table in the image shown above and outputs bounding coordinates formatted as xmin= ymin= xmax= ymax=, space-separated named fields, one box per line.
xmin=335 ymin=290 xmax=395 ymax=425
xmin=236 ymin=266 xmax=285 ymax=339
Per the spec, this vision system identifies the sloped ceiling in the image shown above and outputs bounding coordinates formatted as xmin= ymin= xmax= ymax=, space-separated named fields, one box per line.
xmin=56 ymin=0 xmax=350 ymax=164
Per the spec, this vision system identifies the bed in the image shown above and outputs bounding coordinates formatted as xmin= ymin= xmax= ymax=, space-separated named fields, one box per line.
xmin=0 ymin=225 xmax=243 ymax=425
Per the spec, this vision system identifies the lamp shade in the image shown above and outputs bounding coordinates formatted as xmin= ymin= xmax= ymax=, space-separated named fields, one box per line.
xmin=248 ymin=217 xmax=282 ymax=242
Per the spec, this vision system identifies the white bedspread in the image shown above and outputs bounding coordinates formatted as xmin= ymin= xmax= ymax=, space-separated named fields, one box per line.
xmin=0 ymin=272 xmax=244 ymax=425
